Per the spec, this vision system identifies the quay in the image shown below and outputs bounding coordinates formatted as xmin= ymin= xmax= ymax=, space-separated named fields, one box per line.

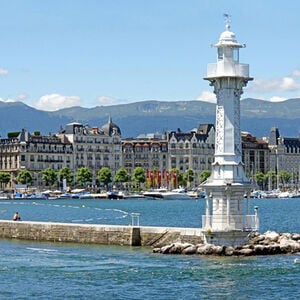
xmin=0 ymin=220 xmax=206 ymax=247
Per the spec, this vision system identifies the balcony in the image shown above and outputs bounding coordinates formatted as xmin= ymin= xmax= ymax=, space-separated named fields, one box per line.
xmin=206 ymin=62 xmax=250 ymax=78
xmin=202 ymin=214 xmax=259 ymax=232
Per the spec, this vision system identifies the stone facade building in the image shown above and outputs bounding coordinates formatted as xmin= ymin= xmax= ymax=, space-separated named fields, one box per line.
xmin=59 ymin=117 xmax=122 ymax=185
xmin=167 ymin=124 xmax=215 ymax=185
xmin=122 ymin=136 xmax=168 ymax=176
xmin=0 ymin=129 xmax=73 ymax=189
xmin=241 ymin=131 xmax=270 ymax=180
xmin=268 ymin=127 xmax=300 ymax=179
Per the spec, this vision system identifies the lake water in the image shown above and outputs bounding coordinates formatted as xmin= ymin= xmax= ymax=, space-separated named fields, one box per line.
xmin=0 ymin=198 xmax=300 ymax=299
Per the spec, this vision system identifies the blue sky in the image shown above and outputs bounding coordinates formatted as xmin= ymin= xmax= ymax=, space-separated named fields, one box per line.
xmin=1 ymin=0 xmax=300 ymax=111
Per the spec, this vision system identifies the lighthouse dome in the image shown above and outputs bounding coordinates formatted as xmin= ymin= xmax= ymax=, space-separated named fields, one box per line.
xmin=219 ymin=29 xmax=237 ymax=43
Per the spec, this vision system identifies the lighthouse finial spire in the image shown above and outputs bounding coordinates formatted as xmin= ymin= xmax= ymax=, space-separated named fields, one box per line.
xmin=223 ymin=13 xmax=231 ymax=31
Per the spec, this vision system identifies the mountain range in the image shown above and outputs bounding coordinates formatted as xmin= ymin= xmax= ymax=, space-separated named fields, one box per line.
xmin=0 ymin=98 xmax=299 ymax=139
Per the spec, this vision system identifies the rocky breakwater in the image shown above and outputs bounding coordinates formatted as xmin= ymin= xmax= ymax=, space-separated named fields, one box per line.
xmin=153 ymin=231 xmax=300 ymax=256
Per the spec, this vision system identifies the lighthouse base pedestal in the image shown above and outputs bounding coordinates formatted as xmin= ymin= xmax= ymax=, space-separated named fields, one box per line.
xmin=204 ymin=230 xmax=251 ymax=247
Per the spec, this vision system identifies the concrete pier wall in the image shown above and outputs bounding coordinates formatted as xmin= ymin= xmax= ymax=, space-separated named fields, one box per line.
xmin=0 ymin=220 xmax=205 ymax=247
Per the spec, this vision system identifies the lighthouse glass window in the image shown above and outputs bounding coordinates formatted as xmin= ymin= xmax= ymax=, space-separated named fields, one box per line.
xmin=217 ymin=48 xmax=223 ymax=60
xmin=233 ymin=48 xmax=239 ymax=62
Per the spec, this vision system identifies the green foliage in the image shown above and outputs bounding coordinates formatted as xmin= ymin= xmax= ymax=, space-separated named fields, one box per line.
xmin=0 ymin=172 xmax=11 ymax=184
xmin=57 ymin=167 xmax=73 ymax=186
xmin=7 ymin=132 xmax=20 ymax=138
xmin=131 ymin=167 xmax=146 ymax=184
xmin=255 ymin=171 xmax=266 ymax=189
xmin=41 ymin=168 xmax=57 ymax=186
xmin=16 ymin=169 xmax=33 ymax=185
xmin=76 ymin=167 xmax=92 ymax=187
xmin=200 ymin=170 xmax=211 ymax=183
xmin=266 ymin=170 xmax=276 ymax=190
xmin=97 ymin=167 xmax=112 ymax=187
xmin=170 ymin=168 xmax=183 ymax=187
xmin=183 ymin=169 xmax=194 ymax=187
xmin=33 ymin=131 xmax=41 ymax=136
xmin=279 ymin=170 xmax=291 ymax=188
xmin=114 ymin=167 xmax=129 ymax=183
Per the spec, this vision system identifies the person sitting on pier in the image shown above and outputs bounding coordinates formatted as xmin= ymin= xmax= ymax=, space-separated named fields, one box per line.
xmin=13 ymin=212 xmax=21 ymax=221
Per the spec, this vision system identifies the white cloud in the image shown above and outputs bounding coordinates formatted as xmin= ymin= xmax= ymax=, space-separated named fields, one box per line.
xmin=0 ymin=68 xmax=8 ymax=76
xmin=0 ymin=97 xmax=16 ymax=103
xmin=33 ymin=94 xmax=81 ymax=111
xmin=250 ymin=68 xmax=300 ymax=95
xmin=269 ymin=96 xmax=287 ymax=102
xmin=291 ymin=69 xmax=300 ymax=77
xmin=196 ymin=91 xmax=216 ymax=103
xmin=17 ymin=93 xmax=29 ymax=101
xmin=96 ymin=96 xmax=118 ymax=106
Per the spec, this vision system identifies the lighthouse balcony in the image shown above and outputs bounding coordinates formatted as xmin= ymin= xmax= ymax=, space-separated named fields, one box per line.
xmin=202 ymin=214 xmax=259 ymax=232
xmin=206 ymin=62 xmax=249 ymax=78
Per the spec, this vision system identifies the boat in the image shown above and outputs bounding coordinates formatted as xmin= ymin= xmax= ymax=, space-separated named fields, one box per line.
xmin=187 ymin=189 xmax=206 ymax=199
xmin=107 ymin=191 xmax=124 ymax=199
xmin=143 ymin=188 xmax=189 ymax=199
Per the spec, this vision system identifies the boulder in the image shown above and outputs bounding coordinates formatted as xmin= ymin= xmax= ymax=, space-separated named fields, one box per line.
xmin=264 ymin=231 xmax=280 ymax=242
xmin=291 ymin=233 xmax=300 ymax=241
xmin=224 ymin=246 xmax=234 ymax=256
xmin=238 ymin=248 xmax=254 ymax=256
xmin=182 ymin=245 xmax=197 ymax=255
xmin=161 ymin=243 xmax=174 ymax=254
xmin=153 ymin=247 xmax=162 ymax=253
xmin=196 ymin=244 xmax=214 ymax=255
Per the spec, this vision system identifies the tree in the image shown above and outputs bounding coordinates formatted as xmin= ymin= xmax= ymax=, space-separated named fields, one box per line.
xmin=76 ymin=167 xmax=92 ymax=187
xmin=16 ymin=169 xmax=33 ymax=185
xmin=97 ymin=167 xmax=112 ymax=189
xmin=200 ymin=170 xmax=211 ymax=184
xmin=183 ymin=169 xmax=194 ymax=188
xmin=114 ymin=168 xmax=129 ymax=188
xmin=255 ymin=171 xmax=266 ymax=190
xmin=131 ymin=167 xmax=146 ymax=188
xmin=266 ymin=170 xmax=276 ymax=190
xmin=57 ymin=167 xmax=74 ymax=186
xmin=41 ymin=168 xmax=57 ymax=186
xmin=279 ymin=170 xmax=291 ymax=190
xmin=0 ymin=171 xmax=11 ymax=189
xmin=170 ymin=168 xmax=183 ymax=188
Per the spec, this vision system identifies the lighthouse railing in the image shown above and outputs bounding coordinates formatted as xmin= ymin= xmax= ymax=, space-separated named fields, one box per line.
xmin=206 ymin=62 xmax=249 ymax=78
xmin=202 ymin=214 xmax=259 ymax=231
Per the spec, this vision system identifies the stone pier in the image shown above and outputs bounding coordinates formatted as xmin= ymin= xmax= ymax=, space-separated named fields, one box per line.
xmin=0 ymin=220 xmax=205 ymax=247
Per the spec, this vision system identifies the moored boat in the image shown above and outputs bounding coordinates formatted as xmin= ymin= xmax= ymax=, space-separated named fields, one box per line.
xmin=143 ymin=188 xmax=189 ymax=199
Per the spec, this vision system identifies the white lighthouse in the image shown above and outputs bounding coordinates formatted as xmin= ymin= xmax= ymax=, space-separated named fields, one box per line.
xmin=202 ymin=16 xmax=258 ymax=244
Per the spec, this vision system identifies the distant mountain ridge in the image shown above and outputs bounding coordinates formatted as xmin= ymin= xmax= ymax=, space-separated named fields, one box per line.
xmin=0 ymin=98 xmax=299 ymax=138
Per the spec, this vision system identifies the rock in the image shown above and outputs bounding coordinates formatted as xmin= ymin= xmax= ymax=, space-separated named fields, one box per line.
xmin=291 ymin=233 xmax=300 ymax=241
xmin=161 ymin=243 xmax=174 ymax=254
xmin=196 ymin=244 xmax=214 ymax=255
xmin=280 ymin=239 xmax=300 ymax=254
xmin=264 ymin=231 xmax=280 ymax=242
xmin=249 ymin=235 xmax=265 ymax=245
xmin=170 ymin=242 xmax=193 ymax=254
xmin=253 ymin=244 xmax=265 ymax=255
xmin=238 ymin=248 xmax=254 ymax=256
xmin=182 ymin=245 xmax=197 ymax=255
xmin=214 ymin=245 xmax=225 ymax=255
xmin=152 ymin=231 xmax=300 ymax=257
xmin=153 ymin=247 xmax=161 ymax=253
xmin=225 ymin=246 xmax=234 ymax=256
